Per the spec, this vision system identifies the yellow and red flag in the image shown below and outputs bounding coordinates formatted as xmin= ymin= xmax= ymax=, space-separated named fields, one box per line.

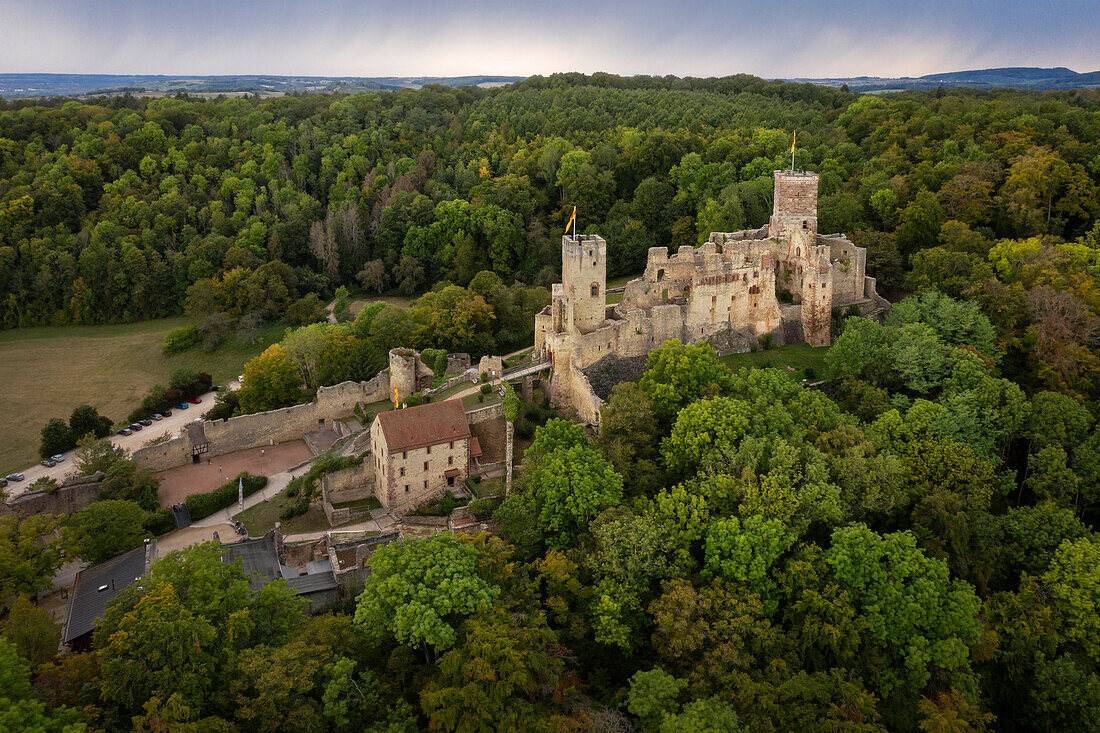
xmin=393 ymin=385 xmax=399 ymax=409
xmin=791 ymin=131 xmax=796 ymax=154
xmin=565 ymin=206 xmax=576 ymax=235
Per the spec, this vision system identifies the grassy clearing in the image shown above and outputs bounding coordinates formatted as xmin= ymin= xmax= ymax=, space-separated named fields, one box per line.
xmin=720 ymin=343 xmax=830 ymax=377
xmin=606 ymin=272 xmax=642 ymax=289
xmin=237 ymin=493 xmax=330 ymax=536
xmin=0 ymin=317 xmax=283 ymax=473
xmin=606 ymin=291 xmax=625 ymax=305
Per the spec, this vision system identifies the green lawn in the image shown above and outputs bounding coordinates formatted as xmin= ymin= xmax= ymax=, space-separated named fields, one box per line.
xmin=0 ymin=316 xmax=284 ymax=474
xmin=720 ymin=343 xmax=830 ymax=377
xmin=237 ymin=493 xmax=332 ymax=536
xmin=606 ymin=272 xmax=642 ymax=289
xmin=606 ymin=291 xmax=625 ymax=305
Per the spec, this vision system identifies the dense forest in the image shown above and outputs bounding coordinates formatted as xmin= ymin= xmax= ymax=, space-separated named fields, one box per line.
xmin=2 ymin=74 xmax=1100 ymax=731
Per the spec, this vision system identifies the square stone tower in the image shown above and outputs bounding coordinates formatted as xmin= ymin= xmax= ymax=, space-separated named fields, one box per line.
xmin=769 ymin=170 xmax=819 ymax=240
xmin=561 ymin=234 xmax=606 ymax=334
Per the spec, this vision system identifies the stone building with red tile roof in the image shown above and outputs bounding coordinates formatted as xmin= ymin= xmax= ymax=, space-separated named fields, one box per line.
xmin=369 ymin=400 xmax=479 ymax=513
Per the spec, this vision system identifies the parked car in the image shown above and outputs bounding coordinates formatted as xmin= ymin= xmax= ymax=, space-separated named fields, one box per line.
xmin=118 ymin=428 xmax=132 ymax=436
xmin=162 ymin=409 xmax=172 ymax=417
xmin=40 ymin=459 xmax=56 ymax=467
xmin=6 ymin=473 xmax=25 ymax=481
xmin=151 ymin=413 xmax=163 ymax=421
xmin=139 ymin=418 xmax=153 ymax=426
xmin=51 ymin=454 xmax=65 ymax=462
xmin=177 ymin=403 xmax=189 ymax=410
xmin=129 ymin=423 xmax=143 ymax=431
xmin=188 ymin=397 xmax=201 ymax=404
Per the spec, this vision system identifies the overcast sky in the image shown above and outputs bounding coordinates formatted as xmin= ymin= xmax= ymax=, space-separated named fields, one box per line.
xmin=1 ymin=0 xmax=1097 ymax=78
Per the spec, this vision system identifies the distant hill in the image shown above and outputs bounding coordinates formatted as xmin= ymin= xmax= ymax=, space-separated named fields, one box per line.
xmin=786 ymin=66 xmax=1100 ymax=92
xmin=2 ymin=67 xmax=1098 ymax=99
xmin=0 ymin=74 xmax=526 ymax=98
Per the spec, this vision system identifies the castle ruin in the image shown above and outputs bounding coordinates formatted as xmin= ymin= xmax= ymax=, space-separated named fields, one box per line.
xmin=535 ymin=170 xmax=888 ymax=425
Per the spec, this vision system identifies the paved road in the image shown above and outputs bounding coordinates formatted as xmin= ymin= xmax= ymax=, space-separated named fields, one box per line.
xmin=5 ymin=380 xmax=240 ymax=499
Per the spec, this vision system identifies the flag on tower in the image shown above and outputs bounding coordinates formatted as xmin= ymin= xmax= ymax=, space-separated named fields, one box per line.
xmin=791 ymin=131 xmax=796 ymax=154
xmin=565 ymin=206 xmax=576 ymax=236
xmin=238 ymin=476 xmax=244 ymax=511
xmin=393 ymin=385 xmax=399 ymax=409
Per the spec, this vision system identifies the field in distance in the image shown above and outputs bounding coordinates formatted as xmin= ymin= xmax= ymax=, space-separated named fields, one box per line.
xmin=0 ymin=317 xmax=281 ymax=474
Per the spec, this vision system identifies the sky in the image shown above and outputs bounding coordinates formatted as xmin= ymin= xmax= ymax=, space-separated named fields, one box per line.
xmin=0 ymin=0 xmax=1097 ymax=79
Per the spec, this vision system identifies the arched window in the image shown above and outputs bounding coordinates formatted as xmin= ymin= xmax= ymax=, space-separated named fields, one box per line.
xmin=802 ymin=220 xmax=809 ymax=229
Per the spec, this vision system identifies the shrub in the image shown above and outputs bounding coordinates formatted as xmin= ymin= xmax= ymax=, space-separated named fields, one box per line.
xmin=143 ymin=508 xmax=177 ymax=536
xmin=758 ymin=333 xmax=774 ymax=350
xmin=163 ymin=325 xmax=199 ymax=353
xmin=279 ymin=500 xmax=309 ymax=520
xmin=468 ymin=497 xmax=501 ymax=519
xmin=184 ymin=472 xmax=268 ymax=520
xmin=40 ymin=418 xmax=75 ymax=459
xmin=69 ymin=405 xmax=113 ymax=441
xmin=480 ymin=383 xmax=493 ymax=395
xmin=804 ymin=367 xmax=817 ymax=380
xmin=409 ymin=493 xmax=466 ymax=517
xmin=285 ymin=293 xmax=328 ymax=326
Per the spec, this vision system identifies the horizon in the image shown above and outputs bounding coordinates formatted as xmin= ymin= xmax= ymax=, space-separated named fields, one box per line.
xmin=2 ymin=1 xmax=1098 ymax=79
xmin=0 ymin=65 xmax=1096 ymax=81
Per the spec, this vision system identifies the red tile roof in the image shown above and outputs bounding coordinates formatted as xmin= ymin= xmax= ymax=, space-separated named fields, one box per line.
xmin=469 ymin=436 xmax=483 ymax=458
xmin=377 ymin=400 xmax=471 ymax=453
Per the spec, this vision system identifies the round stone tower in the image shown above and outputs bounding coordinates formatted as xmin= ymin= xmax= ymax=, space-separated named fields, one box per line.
xmin=388 ymin=348 xmax=418 ymax=403
xmin=561 ymin=234 xmax=607 ymax=334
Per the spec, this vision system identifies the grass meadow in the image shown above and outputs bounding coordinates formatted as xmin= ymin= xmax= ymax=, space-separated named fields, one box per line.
xmin=0 ymin=317 xmax=283 ymax=474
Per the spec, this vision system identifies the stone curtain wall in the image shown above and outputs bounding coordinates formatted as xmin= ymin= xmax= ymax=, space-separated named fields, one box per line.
xmin=205 ymin=402 xmax=321 ymax=456
xmin=131 ymin=435 xmax=192 ymax=470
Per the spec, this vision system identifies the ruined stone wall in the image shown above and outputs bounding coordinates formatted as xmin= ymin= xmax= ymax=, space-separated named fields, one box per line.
xmin=205 ymin=402 xmax=320 ymax=456
xmin=5 ymin=473 xmax=103 ymax=516
xmin=322 ymin=462 xmax=374 ymax=503
xmin=132 ymin=435 xmax=192 ymax=471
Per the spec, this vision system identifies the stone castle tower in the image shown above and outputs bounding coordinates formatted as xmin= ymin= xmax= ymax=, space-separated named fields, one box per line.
xmin=769 ymin=170 xmax=819 ymax=240
xmin=559 ymin=234 xmax=606 ymax=334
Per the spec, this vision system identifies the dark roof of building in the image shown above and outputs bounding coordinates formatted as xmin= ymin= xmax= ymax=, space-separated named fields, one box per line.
xmin=222 ymin=538 xmax=336 ymax=596
xmin=376 ymin=400 xmax=470 ymax=453
xmin=64 ymin=540 xmax=155 ymax=644
xmin=285 ymin=571 xmax=338 ymax=594
xmin=469 ymin=436 xmax=482 ymax=458
xmin=222 ymin=538 xmax=282 ymax=591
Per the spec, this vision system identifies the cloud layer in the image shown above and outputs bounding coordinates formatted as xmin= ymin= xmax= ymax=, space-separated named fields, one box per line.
xmin=1 ymin=0 xmax=1096 ymax=78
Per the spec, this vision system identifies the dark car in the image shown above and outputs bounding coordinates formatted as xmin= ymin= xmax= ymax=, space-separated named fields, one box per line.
xmin=129 ymin=423 xmax=143 ymax=431
xmin=162 ymin=409 xmax=172 ymax=417
xmin=139 ymin=418 xmax=152 ymax=426
xmin=5 ymin=473 xmax=25 ymax=482
xmin=40 ymin=459 xmax=56 ymax=468
xmin=118 ymin=427 xmax=132 ymax=436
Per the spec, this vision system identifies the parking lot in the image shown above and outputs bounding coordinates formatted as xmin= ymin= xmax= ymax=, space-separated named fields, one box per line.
xmin=5 ymin=386 xmax=228 ymax=497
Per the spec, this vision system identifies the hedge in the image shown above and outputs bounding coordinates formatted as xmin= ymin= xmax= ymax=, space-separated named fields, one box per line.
xmin=185 ymin=472 xmax=268 ymax=520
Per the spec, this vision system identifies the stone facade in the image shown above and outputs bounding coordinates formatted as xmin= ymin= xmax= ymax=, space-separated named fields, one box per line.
xmin=535 ymin=170 xmax=886 ymax=426
xmin=369 ymin=401 xmax=472 ymax=515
